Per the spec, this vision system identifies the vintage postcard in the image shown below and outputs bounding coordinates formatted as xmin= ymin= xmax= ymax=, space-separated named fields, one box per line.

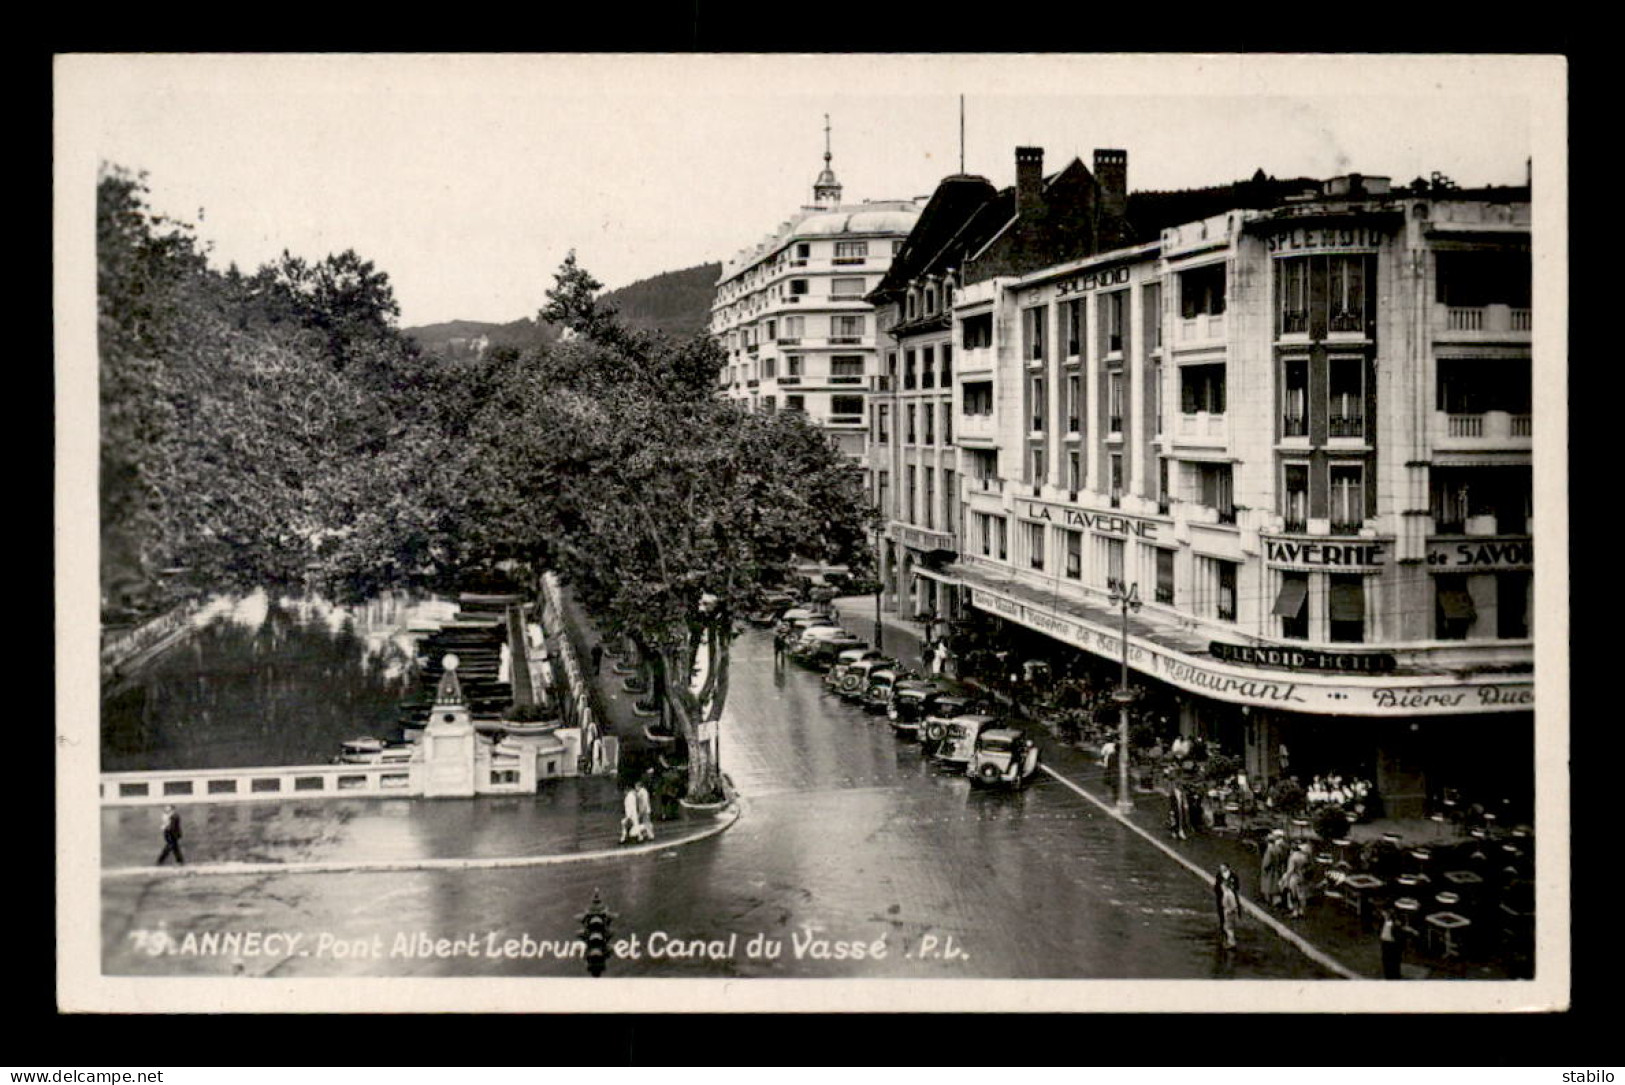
xmin=56 ymin=52 xmax=1568 ymax=1013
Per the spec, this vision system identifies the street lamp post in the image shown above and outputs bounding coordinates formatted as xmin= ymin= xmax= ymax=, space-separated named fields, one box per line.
xmin=873 ymin=523 xmax=885 ymax=652
xmin=1107 ymin=578 xmax=1141 ymax=816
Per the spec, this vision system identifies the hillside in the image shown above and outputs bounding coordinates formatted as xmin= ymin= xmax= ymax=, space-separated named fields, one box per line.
xmin=404 ymin=261 xmax=720 ymax=359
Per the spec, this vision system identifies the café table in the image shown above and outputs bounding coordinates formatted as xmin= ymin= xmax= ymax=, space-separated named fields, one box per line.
xmin=1429 ymin=813 xmax=1449 ymax=840
xmin=1443 ymin=870 xmax=1484 ymax=889
xmin=1343 ymin=873 xmax=1385 ymax=927
xmin=1394 ymin=896 xmax=1422 ymax=938
xmin=1426 ymin=911 xmax=1471 ymax=958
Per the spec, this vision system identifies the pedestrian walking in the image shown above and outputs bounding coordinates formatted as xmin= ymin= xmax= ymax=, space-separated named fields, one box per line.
xmin=1378 ymin=904 xmax=1404 ymax=979
xmin=1283 ymin=842 xmax=1312 ymax=918
xmin=634 ymin=775 xmax=655 ymax=842
xmin=1214 ymin=863 xmax=1240 ymax=949
xmin=620 ymin=784 xmax=640 ymax=844
xmin=591 ymin=642 xmax=604 ymax=675
xmin=1260 ymin=828 xmax=1288 ymax=908
xmin=156 ymin=805 xmax=184 ymax=866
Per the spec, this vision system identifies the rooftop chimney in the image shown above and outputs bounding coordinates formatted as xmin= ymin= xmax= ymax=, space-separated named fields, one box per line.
xmin=1015 ymin=146 xmax=1044 ymax=219
xmin=1094 ymin=148 xmax=1127 ymax=221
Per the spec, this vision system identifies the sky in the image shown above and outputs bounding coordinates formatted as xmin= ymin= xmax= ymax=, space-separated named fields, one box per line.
xmin=58 ymin=54 xmax=1561 ymax=329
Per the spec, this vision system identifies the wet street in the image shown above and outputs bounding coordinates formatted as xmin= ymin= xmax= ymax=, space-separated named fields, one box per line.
xmin=103 ymin=629 xmax=1332 ymax=979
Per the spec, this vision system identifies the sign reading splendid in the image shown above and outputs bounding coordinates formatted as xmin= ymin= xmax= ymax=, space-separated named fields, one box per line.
xmin=1265 ymin=225 xmax=1382 ymax=254
xmin=1209 ymin=640 xmax=1397 ymax=674
xmin=1055 ymin=265 xmax=1132 ymax=296
xmin=1265 ymin=538 xmax=1387 ymax=569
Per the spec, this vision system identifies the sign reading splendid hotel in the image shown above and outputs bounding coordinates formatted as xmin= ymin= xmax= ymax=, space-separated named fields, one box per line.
xmin=1264 ymin=225 xmax=1383 ymax=253
xmin=1025 ymin=502 xmax=1159 ymax=540
xmin=1265 ymin=538 xmax=1386 ymax=569
xmin=1209 ymin=640 xmax=1397 ymax=674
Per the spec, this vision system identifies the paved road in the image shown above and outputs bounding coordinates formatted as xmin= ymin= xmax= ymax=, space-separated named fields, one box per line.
xmin=102 ymin=630 xmax=1331 ymax=979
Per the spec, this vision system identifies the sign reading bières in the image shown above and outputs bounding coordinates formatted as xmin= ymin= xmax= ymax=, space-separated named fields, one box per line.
xmin=1209 ymin=640 xmax=1397 ymax=675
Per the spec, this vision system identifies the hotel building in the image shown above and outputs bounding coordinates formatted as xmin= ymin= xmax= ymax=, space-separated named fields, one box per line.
xmin=877 ymin=166 xmax=1534 ymax=817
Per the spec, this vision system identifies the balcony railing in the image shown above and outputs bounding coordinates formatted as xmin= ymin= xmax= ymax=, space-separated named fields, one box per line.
xmin=903 ymin=375 xmax=917 ymax=390
xmin=829 ymin=375 xmax=865 ymax=385
xmin=1178 ymin=412 xmax=1225 ymax=439
xmin=779 ymin=376 xmax=801 ymax=386
xmin=1328 ymin=310 xmax=1364 ymax=334
xmin=1447 ymin=307 xmax=1484 ymax=331
xmin=832 ymin=257 xmax=866 ymax=266
xmin=1031 ymin=415 xmax=1044 ymax=433
xmin=777 ymin=337 xmax=801 ymax=346
xmin=1283 ymin=516 xmax=1307 ymax=534
xmin=922 ymin=371 xmax=936 ymax=389
xmin=1511 ymin=414 xmax=1532 ymax=436
xmin=1447 ymin=414 xmax=1484 ymax=437
xmin=1180 ymin=312 xmax=1226 ymax=341
xmin=1281 ymin=311 xmax=1309 ymax=334
xmin=1442 ymin=304 xmax=1532 ymax=335
xmin=827 ymin=414 xmax=865 ymax=426
xmin=1439 ymin=410 xmax=1531 ymax=442
xmin=1216 ymin=507 xmax=1237 ymax=526
xmin=977 ymin=476 xmax=1004 ymax=493
xmin=829 ymin=336 xmax=863 ymax=345
xmin=1330 ymin=519 xmax=1363 ymax=535
xmin=1155 ymin=585 xmax=1174 ymax=605
xmin=1282 ymin=413 xmax=1309 ymax=438
xmin=1512 ymin=308 xmax=1532 ymax=331
xmin=1068 ymin=417 xmax=1081 ymax=432
xmin=1108 ymin=415 xmax=1123 ymax=434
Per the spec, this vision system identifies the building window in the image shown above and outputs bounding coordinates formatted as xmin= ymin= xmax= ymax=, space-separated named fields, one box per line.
xmin=1108 ymin=371 xmax=1124 ymax=434
xmin=1278 ymin=257 xmax=1309 ymax=334
xmin=906 ymin=405 xmax=917 ymax=444
xmin=995 ymin=515 xmax=1008 ymax=561
xmin=1067 ymin=373 xmax=1082 ymax=433
xmin=795 ymin=243 xmax=811 ymax=260
xmin=1275 ymin=571 xmax=1309 ymax=639
xmin=762 ymin=357 xmax=777 ymax=379
xmin=962 ymin=312 xmax=993 ymax=350
xmin=1105 ymin=537 xmax=1126 ymax=589
xmin=1024 ymin=306 xmax=1047 ymax=363
xmin=906 ymin=466 xmax=917 ymax=524
xmin=1068 ymin=450 xmax=1082 ymax=494
xmin=787 ymin=394 xmax=805 ymax=413
xmin=941 ymin=400 xmax=953 ymax=445
xmin=1328 ymin=357 xmax=1364 ymax=437
xmin=831 ymin=355 xmax=865 ymax=377
xmin=922 ymin=346 xmax=936 ymax=389
xmin=1434 ymin=573 xmax=1475 ymax=640
xmin=1030 ymin=444 xmax=1046 ymax=486
xmin=1063 ymin=299 xmax=1084 ymax=359
xmin=1497 ymin=571 xmax=1531 ymax=639
xmin=923 ymin=468 xmax=936 ymax=530
xmin=964 ymin=381 xmax=993 ymax=416
xmin=978 ymin=513 xmax=992 ymax=556
xmin=924 ymin=287 xmax=938 ymax=314
xmin=1104 ymin=290 xmax=1126 ymax=354
xmin=1109 ymin=453 xmax=1124 ymax=504
xmin=923 ymin=403 xmax=935 ymax=446
xmin=1157 ymin=458 xmax=1170 ymax=513
xmin=1065 ymin=530 xmax=1083 ymax=579
xmin=1436 ymin=250 xmax=1532 ymax=309
xmin=1328 ymin=256 xmax=1366 ymax=332
xmin=942 ymin=468 xmax=956 ymax=536
xmin=940 ymin=344 xmax=954 ymax=384
xmin=1180 ymin=263 xmax=1227 ymax=317
xmin=1180 ymin=363 xmax=1226 ymax=415
xmin=1328 ymin=574 xmax=1365 ymax=643
xmin=1155 ymin=548 xmax=1176 ymax=605
xmin=876 ymin=404 xmax=890 ymax=442
xmin=1283 ymin=463 xmax=1309 ymax=533
xmin=834 ymin=240 xmax=868 ymax=261
xmin=1030 ymin=376 xmax=1045 ymax=432
xmin=1217 ymin=561 xmax=1237 ymax=622
xmin=831 ymin=277 xmax=866 ymax=299
xmin=876 ymin=470 xmax=889 ymax=518
xmin=787 ymin=354 xmax=803 ymax=376
xmin=1027 ymin=521 xmax=1046 ymax=570
xmin=790 ymin=278 xmax=809 ymax=296
xmin=904 ymin=350 xmax=917 ymax=390
xmin=1329 ymin=463 xmax=1364 ymax=534
xmin=1436 ymin=358 xmax=1532 ymax=418
xmin=1282 ymin=357 xmax=1309 ymax=437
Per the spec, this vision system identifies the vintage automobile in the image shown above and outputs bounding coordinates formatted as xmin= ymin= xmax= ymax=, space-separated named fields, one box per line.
xmin=835 ymin=657 xmax=895 ymax=701
xmin=825 ymin=647 xmax=889 ymax=688
xmin=746 ymin=591 xmax=798 ymax=627
xmin=862 ymin=666 xmax=918 ymax=713
xmin=885 ymin=680 xmax=947 ymax=738
xmin=918 ymin=696 xmax=976 ymax=754
xmin=932 ymin=713 xmax=1003 ymax=770
xmin=967 ymin=727 xmax=1042 ymax=787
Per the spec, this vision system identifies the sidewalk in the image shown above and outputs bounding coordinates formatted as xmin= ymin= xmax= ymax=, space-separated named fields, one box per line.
xmin=825 ymin=598 xmax=1514 ymax=981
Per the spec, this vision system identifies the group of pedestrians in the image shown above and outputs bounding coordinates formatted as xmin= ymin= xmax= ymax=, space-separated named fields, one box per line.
xmin=620 ymin=775 xmax=655 ymax=844
xmin=1259 ymin=828 xmax=1314 ymax=918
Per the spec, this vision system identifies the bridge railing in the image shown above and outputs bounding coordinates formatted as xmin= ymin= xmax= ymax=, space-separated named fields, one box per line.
xmin=101 ymin=761 xmax=420 ymax=806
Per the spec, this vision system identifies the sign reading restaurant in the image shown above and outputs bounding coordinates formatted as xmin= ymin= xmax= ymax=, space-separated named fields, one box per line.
xmin=1025 ymin=502 xmax=1159 ymax=540
xmin=966 ymin=585 xmax=1532 ymax=716
xmin=1209 ymin=640 xmax=1397 ymax=675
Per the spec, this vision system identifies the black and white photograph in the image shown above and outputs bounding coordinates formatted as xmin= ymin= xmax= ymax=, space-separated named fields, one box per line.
xmin=55 ymin=53 xmax=1568 ymax=1014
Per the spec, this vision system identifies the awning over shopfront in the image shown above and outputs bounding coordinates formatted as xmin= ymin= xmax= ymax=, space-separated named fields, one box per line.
xmin=1272 ymin=577 xmax=1309 ymax=618
xmin=1438 ymin=587 xmax=1478 ymax=622
xmin=1329 ymin=580 xmax=1365 ymax=622
xmin=912 ymin=566 xmax=961 ymax=585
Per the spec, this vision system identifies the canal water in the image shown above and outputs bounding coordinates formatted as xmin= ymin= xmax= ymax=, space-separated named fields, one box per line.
xmin=101 ymin=591 xmax=460 ymax=772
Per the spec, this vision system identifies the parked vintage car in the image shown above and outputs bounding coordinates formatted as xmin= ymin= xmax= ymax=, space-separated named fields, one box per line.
xmin=967 ymin=727 xmax=1042 ymax=787
xmin=794 ymin=628 xmax=867 ymax=666
xmin=933 ymin=713 xmax=1003 ymax=769
xmin=825 ymin=647 xmax=889 ymax=688
xmin=746 ymin=591 xmax=798 ymax=627
xmin=918 ymin=696 xmax=976 ymax=754
xmin=886 ymin=680 xmax=947 ymax=738
xmin=834 ymin=657 xmax=895 ymax=701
